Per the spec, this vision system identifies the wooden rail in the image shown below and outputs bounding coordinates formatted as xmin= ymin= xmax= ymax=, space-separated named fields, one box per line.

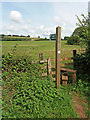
xmin=51 ymin=57 xmax=73 ymax=62
xmin=41 ymin=63 xmax=73 ymax=70
xmin=39 ymin=49 xmax=77 ymax=86
xmin=61 ymin=68 xmax=76 ymax=73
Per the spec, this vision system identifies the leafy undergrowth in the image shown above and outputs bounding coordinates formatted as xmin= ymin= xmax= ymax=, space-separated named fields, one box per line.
xmin=2 ymin=53 xmax=78 ymax=118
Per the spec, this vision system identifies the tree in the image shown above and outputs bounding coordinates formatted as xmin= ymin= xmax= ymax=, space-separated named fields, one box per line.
xmin=76 ymin=14 xmax=88 ymax=27
xmin=0 ymin=34 xmax=5 ymax=38
xmin=75 ymin=14 xmax=88 ymax=47
xmin=8 ymin=34 xmax=11 ymax=36
xmin=38 ymin=36 xmax=40 ymax=38
xmin=67 ymin=36 xmax=80 ymax=45
xmin=74 ymin=13 xmax=90 ymax=76
xmin=27 ymin=35 xmax=30 ymax=37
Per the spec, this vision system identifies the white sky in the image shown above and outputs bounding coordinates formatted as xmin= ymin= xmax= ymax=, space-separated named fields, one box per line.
xmin=1 ymin=0 xmax=89 ymax=2
xmin=0 ymin=1 xmax=89 ymax=38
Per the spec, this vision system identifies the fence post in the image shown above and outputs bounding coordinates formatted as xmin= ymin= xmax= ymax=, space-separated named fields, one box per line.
xmin=56 ymin=26 xmax=61 ymax=89
xmin=72 ymin=72 xmax=76 ymax=84
xmin=39 ymin=53 xmax=43 ymax=63
xmin=73 ymin=50 xmax=76 ymax=69
xmin=47 ymin=58 xmax=52 ymax=77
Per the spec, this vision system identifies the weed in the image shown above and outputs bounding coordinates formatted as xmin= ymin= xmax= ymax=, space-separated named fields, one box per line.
xmin=2 ymin=53 xmax=78 ymax=118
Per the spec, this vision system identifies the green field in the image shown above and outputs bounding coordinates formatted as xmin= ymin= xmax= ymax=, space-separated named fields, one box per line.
xmin=2 ymin=40 xmax=89 ymax=119
xmin=2 ymin=40 xmax=83 ymax=60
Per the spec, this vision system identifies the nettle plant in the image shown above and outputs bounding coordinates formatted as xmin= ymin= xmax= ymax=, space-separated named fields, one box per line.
xmin=2 ymin=52 xmax=77 ymax=118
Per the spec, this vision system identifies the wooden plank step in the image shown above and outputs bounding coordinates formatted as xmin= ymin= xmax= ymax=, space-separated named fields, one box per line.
xmin=61 ymin=67 xmax=76 ymax=73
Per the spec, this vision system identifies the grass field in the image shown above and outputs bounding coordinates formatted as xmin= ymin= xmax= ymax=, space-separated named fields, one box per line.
xmin=2 ymin=40 xmax=83 ymax=61
xmin=2 ymin=40 xmax=89 ymax=119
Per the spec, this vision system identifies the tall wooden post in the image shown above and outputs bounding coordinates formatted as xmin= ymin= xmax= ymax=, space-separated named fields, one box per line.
xmin=56 ymin=26 xmax=61 ymax=89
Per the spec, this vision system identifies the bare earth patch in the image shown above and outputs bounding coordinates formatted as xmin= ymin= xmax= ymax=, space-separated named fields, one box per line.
xmin=72 ymin=92 xmax=88 ymax=119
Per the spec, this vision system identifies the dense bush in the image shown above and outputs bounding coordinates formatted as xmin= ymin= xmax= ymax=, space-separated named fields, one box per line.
xmin=74 ymin=51 xmax=90 ymax=77
xmin=2 ymin=53 xmax=78 ymax=118
xmin=64 ymin=36 xmax=69 ymax=41
xmin=67 ymin=36 xmax=80 ymax=45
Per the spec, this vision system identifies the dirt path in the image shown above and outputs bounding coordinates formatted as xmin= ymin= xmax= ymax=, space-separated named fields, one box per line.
xmin=72 ymin=92 xmax=88 ymax=119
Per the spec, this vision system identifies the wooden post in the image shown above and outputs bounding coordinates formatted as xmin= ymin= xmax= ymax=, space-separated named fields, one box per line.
xmin=72 ymin=72 xmax=76 ymax=84
xmin=73 ymin=50 xmax=76 ymax=69
xmin=56 ymin=26 xmax=61 ymax=89
xmin=39 ymin=53 xmax=43 ymax=63
xmin=47 ymin=58 xmax=52 ymax=77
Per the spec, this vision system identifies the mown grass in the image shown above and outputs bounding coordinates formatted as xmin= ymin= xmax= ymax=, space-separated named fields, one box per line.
xmin=2 ymin=40 xmax=84 ymax=70
xmin=2 ymin=40 xmax=83 ymax=60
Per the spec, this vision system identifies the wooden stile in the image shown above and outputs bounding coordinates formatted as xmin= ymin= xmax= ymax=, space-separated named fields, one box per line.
xmin=39 ymin=27 xmax=77 ymax=86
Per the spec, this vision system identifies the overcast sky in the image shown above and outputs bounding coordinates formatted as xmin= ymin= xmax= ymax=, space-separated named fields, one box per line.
xmin=0 ymin=1 xmax=89 ymax=38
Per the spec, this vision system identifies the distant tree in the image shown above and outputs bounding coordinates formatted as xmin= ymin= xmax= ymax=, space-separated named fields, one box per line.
xmin=0 ymin=34 xmax=5 ymax=38
xmin=8 ymin=34 xmax=11 ymax=36
xmin=27 ymin=35 xmax=30 ymax=37
xmin=12 ymin=35 xmax=19 ymax=37
xmin=20 ymin=35 xmax=25 ymax=37
xmin=38 ymin=36 xmax=40 ymax=38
